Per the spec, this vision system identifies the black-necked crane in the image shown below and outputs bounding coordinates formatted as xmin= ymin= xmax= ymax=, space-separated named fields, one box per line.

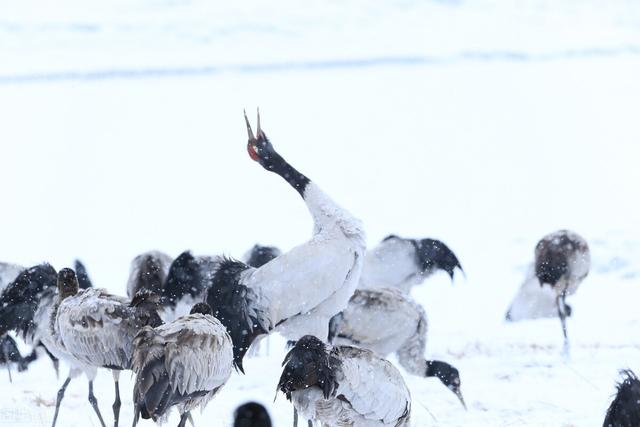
xmin=511 ymin=230 xmax=590 ymax=354
xmin=329 ymin=287 xmax=466 ymax=408
xmin=205 ymin=110 xmax=365 ymax=372
xmin=234 ymin=402 xmax=272 ymax=427
xmin=0 ymin=264 xmax=108 ymax=427
xmin=278 ymin=335 xmax=411 ymax=427
xmin=359 ymin=235 xmax=463 ymax=292
xmin=53 ymin=268 xmax=162 ymax=427
xmin=603 ymin=370 xmax=640 ymax=427
xmin=131 ymin=302 xmax=233 ymax=427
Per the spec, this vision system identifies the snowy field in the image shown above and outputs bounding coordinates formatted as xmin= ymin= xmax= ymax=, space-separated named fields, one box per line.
xmin=1 ymin=1 xmax=640 ymax=426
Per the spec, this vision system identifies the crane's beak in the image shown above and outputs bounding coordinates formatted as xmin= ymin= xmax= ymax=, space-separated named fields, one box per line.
xmin=244 ymin=109 xmax=255 ymax=141
xmin=453 ymin=387 xmax=467 ymax=410
xmin=256 ymin=107 xmax=267 ymax=139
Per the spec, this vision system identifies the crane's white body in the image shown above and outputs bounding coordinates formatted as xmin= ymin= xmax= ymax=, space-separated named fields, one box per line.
xmin=506 ymin=264 xmax=564 ymax=321
xmin=242 ymin=183 xmax=366 ymax=342
xmin=292 ymin=346 xmax=411 ymax=427
xmin=358 ymin=238 xmax=420 ymax=292
xmin=332 ymin=288 xmax=428 ymax=376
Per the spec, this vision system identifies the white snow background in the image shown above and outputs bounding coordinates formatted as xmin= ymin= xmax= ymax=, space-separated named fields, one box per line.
xmin=1 ymin=0 xmax=640 ymax=426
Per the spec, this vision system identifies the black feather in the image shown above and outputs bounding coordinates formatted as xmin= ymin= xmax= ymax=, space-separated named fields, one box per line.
xmin=604 ymin=370 xmax=640 ymax=427
xmin=278 ymin=335 xmax=340 ymax=401
xmin=234 ymin=402 xmax=272 ymax=427
xmin=535 ymin=234 xmax=575 ymax=287
xmin=0 ymin=264 xmax=57 ymax=338
xmin=130 ymin=291 xmax=163 ymax=328
xmin=131 ymin=253 xmax=167 ymax=297
xmin=245 ymin=245 xmax=281 ymax=268
xmin=206 ymin=257 xmax=266 ymax=373
xmin=413 ymin=238 xmax=463 ymax=280
xmin=327 ymin=312 xmax=344 ymax=343
xmin=134 ymin=355 xmax=209 ymax=421
xmin=74 ymin=260 xmax=93 ymax=289
xmin=162 ymin=251 xmax=205 ymax=307
xmin=0 ymin=334 xmax=36 ymax=371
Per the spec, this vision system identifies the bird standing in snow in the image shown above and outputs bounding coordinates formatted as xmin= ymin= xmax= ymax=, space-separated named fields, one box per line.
xmin=53 ymin=268 xmax=162 ymax=427
xmin=0 ymin=264 xmax=109 ymax=427
xmin=206 ymin=110 xmax=365 ymax=372
xmin=329 ymin=287 xmax=466 ymax=408
xmin=278 ymin=335 xmax=411 ymax=427
xmin=511 ymin=230 xmax=590 ymax=354
xmin=131 ymin=302 xmax=233 ymax=427
xmin=603 ymin=370 xmax=640 ymax=427
xmin=358 ymin=235 xmax=462 ymax=292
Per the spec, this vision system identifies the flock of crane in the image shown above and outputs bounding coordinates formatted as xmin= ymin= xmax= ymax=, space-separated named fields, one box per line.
xmin=0 ymin=110 xmax=638 ymax=427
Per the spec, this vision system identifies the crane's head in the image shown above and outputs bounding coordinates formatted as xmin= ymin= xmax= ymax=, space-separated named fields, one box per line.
xmin=244 ymin=109 xmax=279 ymax=170
xmin=57 ymin=268 xmax=79 ymax=299
xmin=190 ymin=302 xmax=213 ymax=316
xmin=426 ymin=360 xmax=466 ymax=410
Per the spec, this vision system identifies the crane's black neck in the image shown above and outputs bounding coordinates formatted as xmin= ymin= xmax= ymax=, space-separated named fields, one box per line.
xmin=266 ymin=152 xmax=310 ymax=197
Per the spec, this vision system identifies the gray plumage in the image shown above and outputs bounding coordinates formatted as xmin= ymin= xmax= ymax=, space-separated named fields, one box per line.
xmin=329 ymin=288 xmax=465 ymax=407
xmin=132 ymin=308 xmax=233 ymax=426
xmin=126 ymin=251 xmax=173 ymax=298
xmin=53 ymin=268 xmax=162 ymax=427
xmin=56 ymin=288 xmax=142 ymax=369
xmin=535 ymin=230 xmax=590 ymax=355
xmin=279 ymin=335 xmax=411 ymax=427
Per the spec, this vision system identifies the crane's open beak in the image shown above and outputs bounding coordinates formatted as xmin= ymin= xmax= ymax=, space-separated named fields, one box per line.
xmin=244 ymin=109 xmax=255 ymax=142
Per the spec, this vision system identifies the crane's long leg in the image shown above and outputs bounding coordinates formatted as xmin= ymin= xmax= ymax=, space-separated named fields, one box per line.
xmin=132 ymin=407 xmax=140 ymax=427
xmin=112 ymin=370 xmax=122 ymax=427
xmin=88 ymin=380 xmax=108 ymax=427
xmin=177 ymin=412 xmax=190 ymax=427
xmin=50 ymin=376 xmax=71 ymax=427
xmin=556 ymin=290 xmax=569 ymax=357
xmin=308 ymin=420 xmax=313 ymax=427
xmin=187 ymin=412 xmax=195 ymax=427
xmin=42 ymin=344 xmax=60 ymax=379
xmin=3 ymin=344 xmax=13 ymax=383
xmin=293 ymin=407 xmax=298 ymax=427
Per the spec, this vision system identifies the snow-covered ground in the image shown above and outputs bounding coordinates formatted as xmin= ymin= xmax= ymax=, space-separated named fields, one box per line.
xmin=1 ymin=1 xmax=640 ymax=426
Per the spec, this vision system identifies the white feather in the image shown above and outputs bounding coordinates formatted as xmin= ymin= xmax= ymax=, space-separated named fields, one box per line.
xmin=243 ymin=183 xmax=366 ymax=341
